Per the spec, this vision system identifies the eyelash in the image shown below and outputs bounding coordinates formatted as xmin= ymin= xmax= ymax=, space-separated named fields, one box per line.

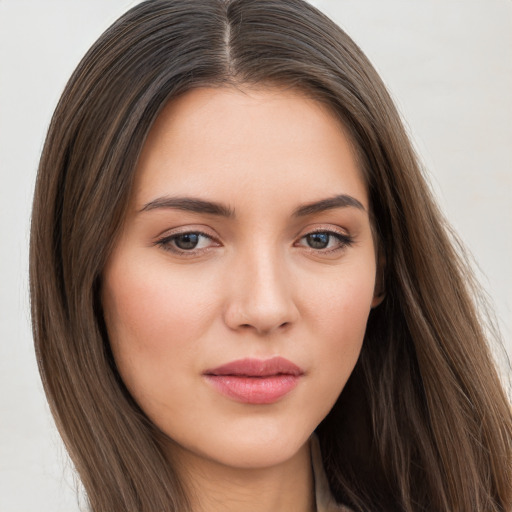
xmin=155 ymin=230 xmax=218 ymax=256
xmin=155 ymin=228 xmax=354 ymax=256
xmin=295 ymin=229 xmax=354 ymax=254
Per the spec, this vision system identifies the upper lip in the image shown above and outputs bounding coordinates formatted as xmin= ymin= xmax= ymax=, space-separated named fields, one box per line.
xmin=204 ymin=357 xmax=303 ymax=377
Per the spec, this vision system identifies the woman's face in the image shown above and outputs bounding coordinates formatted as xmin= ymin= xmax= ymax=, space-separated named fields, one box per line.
xmin=102 ymin=87 xmax=379 ymax=470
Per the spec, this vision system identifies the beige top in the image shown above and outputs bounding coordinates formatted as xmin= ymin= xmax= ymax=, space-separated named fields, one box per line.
xmin=311 ymin=436 xmax=352 ymax=512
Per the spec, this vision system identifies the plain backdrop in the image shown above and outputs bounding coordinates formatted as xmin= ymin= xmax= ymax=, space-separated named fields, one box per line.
xmin=0 ymin=1 xmax=511 ymax=510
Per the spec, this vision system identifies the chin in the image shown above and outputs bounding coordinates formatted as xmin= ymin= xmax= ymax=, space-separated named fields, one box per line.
xmin=164 ymin=420 xmax=312 ymax=471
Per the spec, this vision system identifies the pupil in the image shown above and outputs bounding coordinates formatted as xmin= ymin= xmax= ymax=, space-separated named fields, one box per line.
xmin=307 ymin=233 xmax=329 ymax=249
xmin=175 ymin=233 xmax=199 ymax=250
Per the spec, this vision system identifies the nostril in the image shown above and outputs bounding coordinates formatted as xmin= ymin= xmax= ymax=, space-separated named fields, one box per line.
xmin=238 ymin=321 xmax=291 ymax=335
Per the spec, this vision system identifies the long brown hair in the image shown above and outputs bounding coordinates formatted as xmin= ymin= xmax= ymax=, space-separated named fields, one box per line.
xmin=30 ymin=1 xmax=512 ymax=510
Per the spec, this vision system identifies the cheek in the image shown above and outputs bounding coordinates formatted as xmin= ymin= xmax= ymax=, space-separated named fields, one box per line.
xmin=301 ymin=256 xmax=376 ymax=395
xmin=103 ymin=250 xmax=217 ymax=342
xmin=101 ymin=254 xmax=217 ymax=399
xmin=304 ymin=255 xmax=376 ymax=337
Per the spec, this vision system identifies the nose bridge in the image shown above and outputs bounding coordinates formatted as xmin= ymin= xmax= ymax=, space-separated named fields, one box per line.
xmin=224 ymin=241 xmax=298 ymax=335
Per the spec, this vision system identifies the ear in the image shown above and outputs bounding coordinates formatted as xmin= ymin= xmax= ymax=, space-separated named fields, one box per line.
xmin=371 ymin=250 xmax=386 ymax=308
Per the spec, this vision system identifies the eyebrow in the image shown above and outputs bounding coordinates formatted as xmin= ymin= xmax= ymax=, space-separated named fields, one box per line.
xmin=293 ymin=194 xmax=365 ymax=216
xmin=140 ymin=193 xmax=365 ymax=218
xmin=140 ymin=196 xmax=234 ymax=217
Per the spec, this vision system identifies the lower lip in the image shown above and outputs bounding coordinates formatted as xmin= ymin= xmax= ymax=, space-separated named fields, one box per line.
xmin=204 ymin=375 xmax=301 ymax=404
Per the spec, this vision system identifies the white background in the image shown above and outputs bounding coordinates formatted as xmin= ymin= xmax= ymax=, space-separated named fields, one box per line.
xmin=1 ymin=1 xmax=510 ymax=510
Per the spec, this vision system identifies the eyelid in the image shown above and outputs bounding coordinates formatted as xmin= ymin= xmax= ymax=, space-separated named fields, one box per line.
xmin=153 ymin=224 xmax=218 ymax=240
xmin=295 ymin=224 xmax=352 ymax=240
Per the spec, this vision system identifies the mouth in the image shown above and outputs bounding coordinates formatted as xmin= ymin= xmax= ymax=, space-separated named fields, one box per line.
xmin=203 ymin=357 xmax=304 ymax=404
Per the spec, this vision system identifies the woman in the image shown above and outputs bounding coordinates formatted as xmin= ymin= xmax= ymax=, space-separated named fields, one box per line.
xmin=30 ymin=1 xmax=512 ymax=511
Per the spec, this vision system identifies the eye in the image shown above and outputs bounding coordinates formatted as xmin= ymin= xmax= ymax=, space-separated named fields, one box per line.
xmin=156 ymin=231 xmax=218 ymax=254
xmin=296 ymin=230 xmax=353 ymax=252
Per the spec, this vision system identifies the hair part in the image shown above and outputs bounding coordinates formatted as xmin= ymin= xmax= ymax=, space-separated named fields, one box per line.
xmin=31 ymin=1 xmax=512 ymax=511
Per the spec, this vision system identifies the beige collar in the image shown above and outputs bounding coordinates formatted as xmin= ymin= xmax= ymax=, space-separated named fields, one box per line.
xmin=311 ymin=435 xmax=352 ymax=512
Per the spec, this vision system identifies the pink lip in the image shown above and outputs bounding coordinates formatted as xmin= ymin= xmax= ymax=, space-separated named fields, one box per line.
xmin=203 ymin=357 xmax=303 ymax=404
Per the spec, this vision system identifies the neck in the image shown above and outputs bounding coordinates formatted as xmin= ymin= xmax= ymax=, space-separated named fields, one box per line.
xmin=170 ymin=439 xmax=315 ymax=512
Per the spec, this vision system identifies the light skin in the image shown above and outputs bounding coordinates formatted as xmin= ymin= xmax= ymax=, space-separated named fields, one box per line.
xmin=102 ymin=86 xmax=381 ymax=512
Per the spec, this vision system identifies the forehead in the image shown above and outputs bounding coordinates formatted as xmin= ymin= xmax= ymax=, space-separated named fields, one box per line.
xmin=132 ymin=86 xmax=368 ymax=213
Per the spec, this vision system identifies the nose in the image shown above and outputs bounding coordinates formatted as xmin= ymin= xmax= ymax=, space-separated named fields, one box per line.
xmin=223 ymin=248 xmax=299 ymax=336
